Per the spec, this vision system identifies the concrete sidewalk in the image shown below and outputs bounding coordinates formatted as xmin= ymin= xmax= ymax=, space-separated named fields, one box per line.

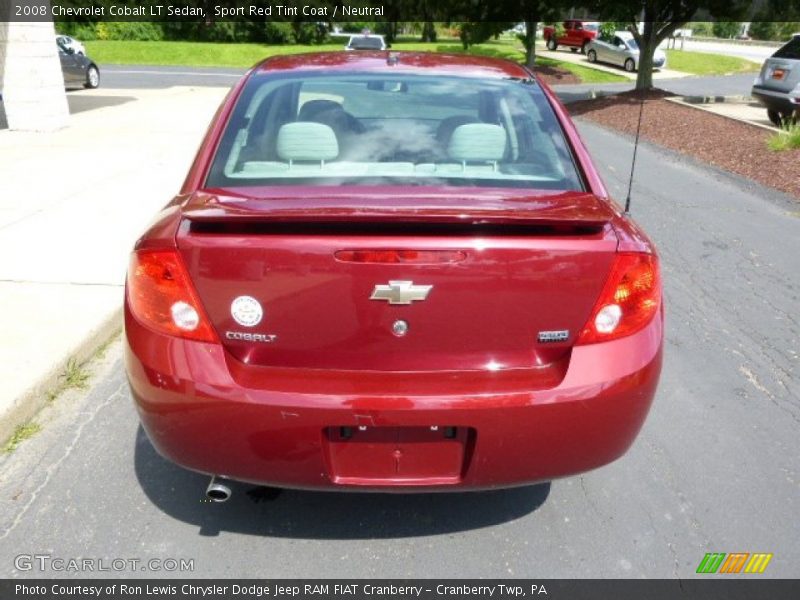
xmin=0 ymin=85 xmax=230 ymax=443
xmin=666 ymin=96 xmax=781 ymax=132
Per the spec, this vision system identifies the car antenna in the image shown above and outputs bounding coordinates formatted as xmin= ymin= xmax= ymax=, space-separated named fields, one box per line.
xmin=624 ymin=89 xmax=646 ymax=214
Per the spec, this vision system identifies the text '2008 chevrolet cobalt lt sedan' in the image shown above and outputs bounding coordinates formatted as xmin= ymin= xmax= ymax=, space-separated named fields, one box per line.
xmin=124 ymin=52 xmax=663 ymax=500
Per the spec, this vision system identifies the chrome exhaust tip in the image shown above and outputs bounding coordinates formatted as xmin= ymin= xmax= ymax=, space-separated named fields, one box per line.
xmin=206 ymin=476 xmax=231 ymax=503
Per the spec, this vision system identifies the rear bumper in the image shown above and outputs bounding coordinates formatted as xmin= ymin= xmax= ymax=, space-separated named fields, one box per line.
xmin=751 ymin=85 xmax=800 ymax=113
xmin=125 ymin=305 xmax=663 ymax=491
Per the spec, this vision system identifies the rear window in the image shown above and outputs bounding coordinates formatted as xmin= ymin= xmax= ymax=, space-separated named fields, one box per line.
xmin=773 ymin=36 xmax=800 ymax=60
xmin=206 ymin=72 xmax=584 ymax=191
xmin=348 ymin=37 xmax=384 ymax=49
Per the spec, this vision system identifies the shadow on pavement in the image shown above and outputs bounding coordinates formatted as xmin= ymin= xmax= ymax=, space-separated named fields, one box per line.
xmin=0 ymin=94 xmax=136 ymax=130
xmin=134 ymin=426 xmax=551 ymax=539
xmin=66 ymin=93 xmax=136 ymax=115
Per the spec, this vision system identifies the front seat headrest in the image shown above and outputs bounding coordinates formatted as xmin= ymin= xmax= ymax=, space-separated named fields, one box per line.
xmin=276 ymin=122 xmax=339 ymax=162
xmin=447 ymin=123 xmax=507 ymax=162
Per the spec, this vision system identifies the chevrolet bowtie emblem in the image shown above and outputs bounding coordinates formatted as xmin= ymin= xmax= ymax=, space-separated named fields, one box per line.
xmin=370 ymin=281 xmax=433 ymax=305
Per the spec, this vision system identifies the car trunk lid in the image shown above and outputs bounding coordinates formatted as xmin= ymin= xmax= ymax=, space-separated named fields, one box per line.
xmin=177 ymin=188 xmax=619 ymax=372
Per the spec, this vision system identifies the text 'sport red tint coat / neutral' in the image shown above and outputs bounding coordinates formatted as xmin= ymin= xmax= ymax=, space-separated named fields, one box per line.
xmin=125 ymin=52 xmax=663 ymax=492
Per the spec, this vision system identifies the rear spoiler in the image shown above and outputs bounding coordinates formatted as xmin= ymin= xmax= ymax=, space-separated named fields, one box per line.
xmin=181 ymin=191 xmax=618 ymax=229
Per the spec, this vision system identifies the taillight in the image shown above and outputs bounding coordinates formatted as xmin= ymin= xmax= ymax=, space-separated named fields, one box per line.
xmin=126 ymin=249 xmax=218 ymax=343
xmin=576 ymin=253 xmax=661 ymax=344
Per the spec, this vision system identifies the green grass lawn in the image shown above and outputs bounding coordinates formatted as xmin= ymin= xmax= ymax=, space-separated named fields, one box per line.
xmin=85 ymin=40 xmax=344 ymax=67
xmin=85 ymin=39 xmax=627 ymax=84
xmin=664 ymin=49 xmax=760 ymax=75
xmin=536 ymin=57 xmax=628 ymax=84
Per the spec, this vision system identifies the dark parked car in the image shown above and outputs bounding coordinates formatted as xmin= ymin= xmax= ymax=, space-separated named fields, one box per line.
xmin=125 ymin=52 xmax=663 ymax=501
xmin=751 ymin=34 xmax=800 ymax=126
xmin=57 ymin=40 xmax=99 ymax=89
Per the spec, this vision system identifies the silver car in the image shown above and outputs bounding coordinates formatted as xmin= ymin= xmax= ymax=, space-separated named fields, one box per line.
xmin=751 ymin=34 xmax=800 ymax=126
xmin=586 ymin=32 xmax=667 ymax=72
xmin=55 ymin=34 xmax=86 ymax=56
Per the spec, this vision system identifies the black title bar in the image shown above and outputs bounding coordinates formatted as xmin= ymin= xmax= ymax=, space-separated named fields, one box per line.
xmin=3 ymin=0 xmax=800 ymax=23
xmin=3 ymin=579 xmax=800 ymax=600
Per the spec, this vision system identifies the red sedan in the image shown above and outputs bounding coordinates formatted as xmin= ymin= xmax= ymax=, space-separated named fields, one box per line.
xmin=125 ymin=52 xmax=663 ymax=500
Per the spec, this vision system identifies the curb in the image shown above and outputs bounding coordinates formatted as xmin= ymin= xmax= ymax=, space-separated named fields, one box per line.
xmin=0 ymin=307 xmax=123 ymax=446
xmin=665 ymin=96 xmax=781 ymax=133
xmin=679 ymin=94 xmax=751 ymax=104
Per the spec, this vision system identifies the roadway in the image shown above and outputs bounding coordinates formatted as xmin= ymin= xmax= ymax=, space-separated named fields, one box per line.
xmin=1 ymin=114 xmax=797 ymax=578
xmin=97 ymin=64 xmax=759 ymax=102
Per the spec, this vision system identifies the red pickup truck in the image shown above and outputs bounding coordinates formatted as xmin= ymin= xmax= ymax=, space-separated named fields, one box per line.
xmin=543 ymin=20 xmax=600 ymax=54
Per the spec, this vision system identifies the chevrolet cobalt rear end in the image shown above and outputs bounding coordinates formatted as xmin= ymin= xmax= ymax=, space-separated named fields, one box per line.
xmin=125 ymin=53 xmax=663 ymax=498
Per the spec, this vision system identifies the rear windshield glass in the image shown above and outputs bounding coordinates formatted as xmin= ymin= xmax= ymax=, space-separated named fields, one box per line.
xmin=773 ymin=37 xmax=800 ymax=59
xmin=206 ymin=72 xmax=584 ymax=191
xmin=348 ymin=37 xmax=383 ymax=49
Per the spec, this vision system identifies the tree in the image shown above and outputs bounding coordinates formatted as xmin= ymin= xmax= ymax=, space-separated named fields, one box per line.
xmin=598 ymin=1 xmax=750 ymax=90
xmin=712 ymin=21 xmax=741 ymax=38
xmin=421 ymin=21 xmax=437 ymax=42
xmin=515 ymin=1 xmax=565 ymax=68
xmin=453 ymin=0 xmax=568 ymax=67
xmin=459 ymin=21 xmax=512 ymax=49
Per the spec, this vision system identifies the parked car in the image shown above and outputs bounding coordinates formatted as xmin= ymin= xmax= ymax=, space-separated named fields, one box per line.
xmin=751 ymin=34 xmax=800 ymax=126
xmin=57 ymin=40 xmax=99 ymax=89
xmin=543 ymin=20 xmax=600 ymax=54
xmin=125 ymin=51 xmax=663 ymax=500
xmin=344 ymin=34 xmax=388 ymax=51
xmin=56 ymin=34 xmax=86 ymax=55
xmin=586 ymin=32 xmax=667 ymax=72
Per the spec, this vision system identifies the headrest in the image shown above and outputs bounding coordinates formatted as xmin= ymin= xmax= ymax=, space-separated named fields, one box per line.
xmin=436 ymin=115 xmax=479 ymax=143
xmin=447 ymin=123 xmax=507 ymax=162
xmin=298 ymin=100 xmax=343 ymax=120
xmin=277 ymin=122 xmax=339 ymax=162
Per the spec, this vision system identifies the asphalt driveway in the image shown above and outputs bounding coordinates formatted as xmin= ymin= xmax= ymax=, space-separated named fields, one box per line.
xmin=97 ymin=65 xmax=758 ymax=101
xmin=0 ymin=120 xmax=797 ymax=579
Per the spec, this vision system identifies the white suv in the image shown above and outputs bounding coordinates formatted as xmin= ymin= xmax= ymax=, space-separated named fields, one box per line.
xmin=345 ymin=34 xmax=388 ymax=51
xmin=752 ymin=34 xmax=800 ymax=126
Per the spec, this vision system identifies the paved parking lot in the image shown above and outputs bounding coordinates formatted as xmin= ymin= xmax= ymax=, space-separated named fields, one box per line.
xmin=1 ymin=114 xmax=797 ymax=578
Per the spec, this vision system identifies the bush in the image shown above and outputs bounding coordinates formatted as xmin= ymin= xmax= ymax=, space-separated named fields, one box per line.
xmin=599 ymin=22 xmax=624 ymax=42
xmin=777 ymin=22 xmax=800 ymax=41
xmin=291 ymin=22 xmax=328 ymax=45
xmin=767 ymin=123 xmax=800 ymax=152
xmin=95 ymin=22 xmax=164 ymax=41
xmin=54 ymin=21 xmax=98 ymax=40
xmin=749 ymin=20 xmax=800 ymax=42
xmin=686 ymin=22 xmax=714 ymax=37
xmin=340 ymin=22 xmax=372 ymax=34
xmin=748 ymin=20 xmax=779 ymax=41
xmin=262 ymin=22 xmax=294 ymax=44
xmin=459 ymin=22 xmax=511 ymax=49
xmin=712 ymin=22 xmax=741 ymax=39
